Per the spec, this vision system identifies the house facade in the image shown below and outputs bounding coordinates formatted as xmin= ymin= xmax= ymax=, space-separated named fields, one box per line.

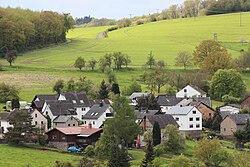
xmin=220 ymin=114 xmax=250 ymax=137
xmin=218 ymin=104 xmax=240 ymax=114
xmin=82 ymin=102 xmax=113 ymax=128
xmin=31 ymin=109 xmax=48 ymax=132
xmin=176 ymin=85 xmax=207 ymax=98
xmin=53 ymin=115 xmax=78 ymax=128
xmin=0 ymin=112 xmax=12 ymax=135
xmin=46 ymin=125 xmax=102 ymax=150
xmin=190 ymin=102 xmax=215 ymax=120
xmin=157 ymin=95 xmax=183 ymax=113
xmin=167 ymin=106 xmax=202 ymax=137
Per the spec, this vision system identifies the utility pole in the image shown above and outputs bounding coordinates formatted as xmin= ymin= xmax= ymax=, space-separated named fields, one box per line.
xmin=156 ymin=9 xmax=159 ymax=14
xmin=129 ymin=14 xmax=132 ymax=19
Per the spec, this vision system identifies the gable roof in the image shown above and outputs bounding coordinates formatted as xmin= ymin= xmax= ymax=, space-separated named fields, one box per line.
xmin=218 ymin=104 xmax=241 ymax=109
xmin=46 ymin=126 xmax=102 ymax=136
xmin=134 ymin=110 xmax=161 ymax=120
xmin=219 ymin=111 xmax=232 ymax=119
xmin=31 ymin=94 xmax=59 ymax=110
xmin=90 ymin=99 xmax=111 ymax=106
xmin=60 ymin=92 xmax=91 ymax=107
xmin=177 ymin=98 xmax=194 ymax=107
xmin=226 ymin=114 xmax=250 ymax=125
xmin=190 ymin=101 xmax=215 ymax=112
xmin=0 ymin=112 xmax=10 ymax=121
xmin=53 ymin=115 xmax=77 ymax=123
xmin=189 ymin=85 xmax=207 ymax=95
xmin=167 ymin=106 xmax=195 ymax=115
xmin=45 ymin=100 xmax=77 ymax=116
xmin=129 ymin=93 xmax=149 ymax=100
xmin=146 ymin=114 xmax=178 ymax=129
xmin=157 ymin=95 xmax=183 ymax=106
xmin=83 ymin=103 xmax=110 ymax=119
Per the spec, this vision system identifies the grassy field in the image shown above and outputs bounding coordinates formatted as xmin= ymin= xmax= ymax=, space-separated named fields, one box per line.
xmin=1 ymin=12 xmax=250 ymax=101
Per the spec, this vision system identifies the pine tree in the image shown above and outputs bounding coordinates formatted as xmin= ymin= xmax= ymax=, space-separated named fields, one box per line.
xmin=108 ymin=142 xmax=130 ymax=167
xmin=5 ymin=110 xmax=36 ymax=144
xmin=111 ymin=83 xmax=120 ymax=95
xmin=152 ymin=122 xmax=161 ymax=146
xmin=99 ymin=80 xmax=109 ymax=99
xmin=141 ymin=140 xmax=154 ymax=167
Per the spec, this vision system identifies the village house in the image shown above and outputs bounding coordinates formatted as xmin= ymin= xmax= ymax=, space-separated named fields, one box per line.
xmin=42 ymin=100 xmax=77 ymax=121
xmin=167 ymin=106 xmax=202 ymax=137
xmin=31 ymin=109 xmax=48 ymax=132
xmin=31 ymin=94 xmax=59 ymax=111
xmin=82 ymin=102 xmax=113 ymax=128
xmin=134 ymin=109 xmax=162 ymax=124
xmin=220 ymin=114 xmax=250 ymax=137
xmin=157 ymin=95 xmax=183 ymax=113
xmin=218 ymin=104 xmax=240 ymax=114
xmin=189 ymin=101 xmax=215 ymax=120
xmin=53 ymin=115 xmax=78 ymax=128
xmin=176 ymin=85 xmax=207 ymax=98
xmin=46 ymin=125 xmax=102 ymax=150
xmin=138 ymin=114 xmax=178 ymax=146
xmin=129 ymin=92 xmax=149 ymax=106
xmin=240 ymin=95 xmax=250 ymax=109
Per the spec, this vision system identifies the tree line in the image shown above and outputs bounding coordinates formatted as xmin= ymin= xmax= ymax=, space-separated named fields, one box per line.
xmin=0 ymin=7 xmax=75 ymax=57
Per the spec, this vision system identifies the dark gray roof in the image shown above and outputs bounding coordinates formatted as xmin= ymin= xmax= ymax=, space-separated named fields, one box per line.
xmin=157 ymin=95 xmax=183 ymax=106
xmin=53 ymin=115 xmax=77 ymax=123
xmin=83 ymin=103 xmax=110 ymax=119
xmin=219 ymin=111 xmax=232 ymax=119
xmin=134 ymin=110 xmax=160 ymax=120
xmin=227 ymin=114 xmax=250 ymax=125
xmin=194 ymin=97 xmax=211 ymax=107
xmin=46 ymin=100 xmax=77 ymax=117
xmin=147 ymin=114 xmax=178 ymax=129
xmin=90 ymin=99 xmax=111 ymax=106
xmin=61 ymin=92 xmax=90 ymax=107
xmin=31 ymin=94 xmax=59 ymax=110
xmin=0 ymin=112 xmax=10 ymax=121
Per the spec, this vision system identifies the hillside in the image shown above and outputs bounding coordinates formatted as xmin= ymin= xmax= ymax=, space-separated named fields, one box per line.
xmin=0 ymin=12 xmax=250 ymax=101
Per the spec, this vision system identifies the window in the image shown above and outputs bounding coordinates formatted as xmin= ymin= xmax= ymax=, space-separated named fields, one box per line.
xmin=84 ymin=121 xmax=87 ymax=124
xmin=93 ymin=121 xmax=95 ymax=125
xmin=73 ymin=124 xmax=75 ymax=126
xmin=68 ymin=124 xmax=70 ymax=126
xmin=175 ymin=117 xmax=179 ymax=121
xmin=189 ymin=124 xmax=193 ymax=128
xmin=46 ymin=112 xmax=48 ymax=115
xmin=189 ymin=118 xmax=193 ymax=121
xmin=209 ymin=113 xmax=212 ymax=117
xmin=196 ymin=117 xmax=200 ymax=121
xmin=184 ymin=89 xmax=187 ymax=93
xmin=80 ymin=100 xmax=84 ymax=103
xmin=192 ymin=110 xmax=196 ymax=114
xmin=41 ymin=121 xmax=44 ymax=125
xmin=52 ymin=134 xmax=57 ymax=140
xmin=82 ymin=115 xmax=84 ymax=119
xmin=0 ymin=121 xmax=1 ymax=126
xmin=35 ymin=113 xmax=37 ymax=118
xmin=61 ymin=135 xmax=66 ymax=140
xmin=72 ymin=100 xmax=76 ymax=104
xmin=82 ymin=108 xmax=84 ymax=111
xmin=35 ymin=121 xmax=38 ymax=125
xmin=196 ymin=124 xmax=200 ymax=128
xmin=224 ymin=128 xmax=226 ymax=131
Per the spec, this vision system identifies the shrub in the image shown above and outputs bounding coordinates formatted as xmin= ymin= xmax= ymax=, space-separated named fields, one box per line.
xmin=107 ymin=26 xmax=118 ymax=32
xmin=154 ymin=144 xmax=166 ymax=157
xmin=38 ymin=135 xmax=47 ymax=146
xmin=85 ymin=145 xmax=95 ymax=157
xmin=136 ymin=20 xmax=144 ymax=25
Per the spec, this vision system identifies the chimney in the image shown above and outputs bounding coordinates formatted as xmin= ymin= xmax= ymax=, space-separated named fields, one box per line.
xmin=99 ymin=102 xmax=103 ymax=107
xmin=88 ymin=123 xmax=92 ymax=129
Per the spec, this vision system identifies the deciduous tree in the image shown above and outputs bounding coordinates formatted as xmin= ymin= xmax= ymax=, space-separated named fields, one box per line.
xmin=5 ymin=50 xmax=17 ymax=66
xmin=87 ymin=58 xmax=97 ymax=70
xmin=74 ymin=56 xmax=85 ymax=71
xmin=0 ymin=82 xmax=19 ymax=103
xmin=175 ymin=51 xmax=192 ymax=70
xmin=146 ymin=51 xmax=155 ymax=69
xmin=53 ymin=79 xmax=64 ymax=94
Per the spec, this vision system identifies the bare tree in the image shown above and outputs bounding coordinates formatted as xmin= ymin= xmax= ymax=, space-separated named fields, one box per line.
xmin=175 ymin=51 xmax=192 ymax=70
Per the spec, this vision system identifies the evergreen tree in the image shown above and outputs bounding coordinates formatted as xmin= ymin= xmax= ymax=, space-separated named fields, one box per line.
xmin=99 ymin=80 xmax=109 ymax=99
xmin=108 ymin=142 xmax=130 ymax=167
xmin=5 ymin=110 xmax=36 ymax=144
xmin=111 ymin=83 xmax=120 ymax=95
xmin=140 ymin=140 xmax=154 ymax=167
xmin=11 ymin=98 xmax=20 ymax=110
xmin=211 ymin=112 xmax=222 ymax=131
xmin=152 ymin=122 xmax=161 ymax=146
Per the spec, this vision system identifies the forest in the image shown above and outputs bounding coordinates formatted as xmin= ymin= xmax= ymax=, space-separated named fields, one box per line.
xmin=0 ymin=7 xmax=75 ymax=57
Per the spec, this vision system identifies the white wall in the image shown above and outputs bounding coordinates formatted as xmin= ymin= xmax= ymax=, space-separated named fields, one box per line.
xmin=176 ymin=85 xmax=206 ymax=98
xmin=172 ymin=107 xmax=202 ymax=131
xmin=0 ymin=121 xmax=12 ymax=133
xmin=220 ymin=106 xmax=240 ymax=114
xmin=31 ymin=110 xmax=48 ymax=131
xmin=75 ymin=107 xmax=90 ymax=120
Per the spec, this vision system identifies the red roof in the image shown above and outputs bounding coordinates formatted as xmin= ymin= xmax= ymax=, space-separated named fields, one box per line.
xmin=46 ymin=126 xmax=102 ymax=136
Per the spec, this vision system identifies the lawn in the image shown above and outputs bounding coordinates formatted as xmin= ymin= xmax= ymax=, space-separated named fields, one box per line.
xmin=1 ymin=12 xmax=250 ymax=101
xmin=0 ymin=144 xmax=82 ymax=167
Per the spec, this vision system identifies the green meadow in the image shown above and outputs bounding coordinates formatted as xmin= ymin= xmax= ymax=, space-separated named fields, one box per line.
xmin=1 ymin=12 xmax=250 ymax=101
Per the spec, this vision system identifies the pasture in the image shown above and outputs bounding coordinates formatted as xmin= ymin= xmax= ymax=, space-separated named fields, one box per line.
xmin=0 ymin=12 xmax=250 ymax=101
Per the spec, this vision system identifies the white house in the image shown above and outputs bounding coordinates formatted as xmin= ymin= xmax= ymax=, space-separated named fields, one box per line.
xmin=176 ymin=85 xmax=207 ymax=98
xmin=218 ymin=104 xmax=240 ymax=114
xmin=157 ymin=95 xmax=183 ymax=113
xmin=167 ymin=106 xmax=202 ymax=137
xmin=82 ymin=102 xmax=113 ymax=128
xmin=31 ymin=109 xmax=48 ymax=132
xmin=129 ymin=92 xmax=149 ymax=106
xmin=0 ymin=112 xmax=12 ymax=135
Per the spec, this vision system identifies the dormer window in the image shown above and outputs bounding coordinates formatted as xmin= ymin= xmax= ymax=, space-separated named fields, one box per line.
xmin=72 ymin=100 xmax=76 ymax=104
xmin=80 ymin=100 xmax=84 ymax=103
xmin=95 ymin=113 xmax=98 ymax=116
xmin=91 ymin=113 xmax=94 ymax=116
